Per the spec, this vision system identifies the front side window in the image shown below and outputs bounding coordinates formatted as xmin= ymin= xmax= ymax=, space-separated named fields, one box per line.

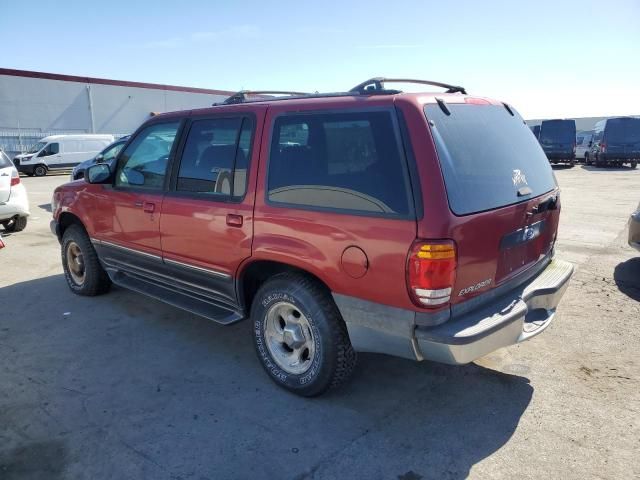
xmin=116 ymin=122 xmax=179 ymax=190
xmin=267 ymin=111 xmax=411 ymax=216
xmin=176 ymin=117 xmax=252 ymax=198
xmin=39 ymin=143 xmax=59 ymax=157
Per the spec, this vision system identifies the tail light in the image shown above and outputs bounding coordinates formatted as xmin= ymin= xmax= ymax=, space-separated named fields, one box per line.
xmin=10 ymin=170 xmax=20 ymax=186
xmin=407 ymin=240 xmax=457 ymax=307
xmin=601 ymin=143 xmax=607 ymax=153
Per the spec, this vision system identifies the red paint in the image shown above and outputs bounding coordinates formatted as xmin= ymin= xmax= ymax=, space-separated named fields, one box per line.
xmin=52 ymin=90 xmax=561 ymax=315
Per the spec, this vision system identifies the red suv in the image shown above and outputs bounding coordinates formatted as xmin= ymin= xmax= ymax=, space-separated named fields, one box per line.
xmin=51 ymin=78 xmax=574 ymax=396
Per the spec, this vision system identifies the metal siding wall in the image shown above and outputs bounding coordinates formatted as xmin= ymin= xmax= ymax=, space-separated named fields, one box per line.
xmin=0 ymin=74 xmax=228 ymax=156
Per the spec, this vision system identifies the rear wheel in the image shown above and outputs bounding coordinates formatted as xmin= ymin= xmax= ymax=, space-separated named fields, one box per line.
xmin=61 ymin=224 xmax=111 ymax=296
xmin=631 ymin=160 xmax=637 ymax=169
xmin=1 ymin=216 xmax=27 ymax=232
xmin=251 ymin=273 xmax=356 ymax=396
xmin=33 ymin=165 xmax=47 ymax=177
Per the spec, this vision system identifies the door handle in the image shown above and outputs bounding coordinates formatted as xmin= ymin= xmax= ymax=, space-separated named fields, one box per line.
xmin=134 ymin=201 xmax=155 ymax=213
xmin=226 ymin=214 xmax=243 ymax=227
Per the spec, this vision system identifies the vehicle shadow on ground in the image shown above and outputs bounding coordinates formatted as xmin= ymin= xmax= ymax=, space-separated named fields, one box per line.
xmin=0 ymin=274 xmax=533 ymax=480
xmin=614 ymin=257 xmax=640 ymax=301
xmin=580 ymin=165 xmax=636 ymax=172
xmin=551 ymin=164 xmax=575 ymax=170
xmin=38 ymin=203 xmax=52 ymax=213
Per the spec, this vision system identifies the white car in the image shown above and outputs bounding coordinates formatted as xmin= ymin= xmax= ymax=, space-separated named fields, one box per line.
xmin=0 ymin=149 xmax=29 ymax=232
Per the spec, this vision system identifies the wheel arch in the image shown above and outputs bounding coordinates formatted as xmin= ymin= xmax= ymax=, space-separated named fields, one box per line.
xmin=57 ymin=212 xmax=86 ymax=241
xmin=237 ymin=260 xmax=333 ymax=316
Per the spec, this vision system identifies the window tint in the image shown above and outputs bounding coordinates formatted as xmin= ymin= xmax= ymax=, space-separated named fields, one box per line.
xmin=425 ymin=104 xmax=556 ymax=215
xmin=101 ymin=142 xmax=125 ymax=162
xmin=116 ymin=122 xmax=179 ymax=190
xmin=605 ymin=118 xmax=640 ymax=143
xmin=41 ymin=143 xmax=59 ymax=156
xmin=0 ymin=150 xmax=12 ymax=168
xmin=177 ymin=117 xmax=252 ymax=197
xmin=268 ymin=111 xmax=410 ymax=215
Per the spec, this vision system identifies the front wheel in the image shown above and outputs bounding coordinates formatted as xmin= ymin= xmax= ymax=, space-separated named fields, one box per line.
xmin=251 ymin=273 xmax=356 ymax=396
xmin=61 ymin=224 xmax=111 ymax=296
xmin=33 ymin=165 xmax=47 ymax=177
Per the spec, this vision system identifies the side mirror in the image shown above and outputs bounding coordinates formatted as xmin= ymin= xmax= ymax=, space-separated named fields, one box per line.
xmin=588 ymin=141 xmax=593 ymax=147
xmin=87 ymin=163 xmax=112 ymax=184
xmin=38 ymin=150 xmax=47 ymax=157
xmin=95 ymin=153 xmax=104 ymax=163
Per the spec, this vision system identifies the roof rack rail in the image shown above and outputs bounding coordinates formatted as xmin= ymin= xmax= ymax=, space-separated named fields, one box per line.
xmin=349 ymin=77 xmax=467 ymax=95
xmin=222 ymin=90 xmax=310 ymax=105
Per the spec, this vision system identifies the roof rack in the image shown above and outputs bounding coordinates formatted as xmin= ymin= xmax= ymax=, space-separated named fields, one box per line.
xmin=349 ymin=77 xmax=467 ymax=95
xmin=222 ymin=90 xmax=311 ymax=105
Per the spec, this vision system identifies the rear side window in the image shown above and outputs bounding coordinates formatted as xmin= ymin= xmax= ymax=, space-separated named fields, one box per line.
xmin=425 ymin=104 xmax=556 ymax=215
xmin=267 ymin=111 xmax=411 ymax=216
xmin=176 ymin=117 xmax=252 ymax=198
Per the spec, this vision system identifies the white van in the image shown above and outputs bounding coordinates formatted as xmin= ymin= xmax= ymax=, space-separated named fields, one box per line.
xmin=14 ymin=134 xmax=115 ymax=177
xmin=575 ymin=130 xmax=593 ymax=162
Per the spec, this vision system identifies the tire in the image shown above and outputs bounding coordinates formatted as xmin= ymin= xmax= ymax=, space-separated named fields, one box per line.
xmin=251 ymin=272 xmax=356 ymax=396
xmin=61 ymin=224 xmax=111 ymax=296
xmin=631 ymin=160 xmax=637 ymax=169
xmin=34 ymin=164 xmax=47 ymax=177
xmin=594 ymin=155 xmax=601 ymax=168
xmin=2 ymin=216 xmax=27 ymax=232
xmin=585 ymin=153 xmax=590 ymax=165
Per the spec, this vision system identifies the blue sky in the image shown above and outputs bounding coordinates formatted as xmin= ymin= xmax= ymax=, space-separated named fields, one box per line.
xmin=1 ymin=0 xmax=639 ymax=119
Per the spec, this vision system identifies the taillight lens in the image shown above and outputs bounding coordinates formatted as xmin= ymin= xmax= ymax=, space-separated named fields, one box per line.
xmin=10 ymin=170 xmax=20 ymax=186
xmin=601 ymin=143 xmax=606 ymax=153
xmin=407 ymin=240 xmax=457 ymax=307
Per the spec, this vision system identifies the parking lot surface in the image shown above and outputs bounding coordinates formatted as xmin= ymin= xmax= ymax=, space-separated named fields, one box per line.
xmin=1 ymin=167 xmax=639 ymax=479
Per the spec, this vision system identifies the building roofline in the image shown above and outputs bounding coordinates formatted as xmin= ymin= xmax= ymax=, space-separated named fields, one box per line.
xmin=0 ymin=67 xmax=235 ymax=96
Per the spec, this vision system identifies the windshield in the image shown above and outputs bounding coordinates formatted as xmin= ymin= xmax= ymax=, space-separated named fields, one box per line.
xmin=605 ymin=118 xmax=640 ymax=144
xmin=27 ymin=141 xmax=47 ymax=154
xmin=539 ymin=120 xmax=576 ymax=145
xmin=425 ymin=103 xmax=556 ymax=216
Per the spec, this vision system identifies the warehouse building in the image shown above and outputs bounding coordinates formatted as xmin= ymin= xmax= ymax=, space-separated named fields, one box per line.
xmin=0 ymin=68 xmax=234 ymax=157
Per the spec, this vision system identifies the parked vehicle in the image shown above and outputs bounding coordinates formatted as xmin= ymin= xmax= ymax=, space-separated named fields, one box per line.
xmin=630 ymin=203 xmax=640 ymax=252
xmin=70 ymin=137 xmax=129 ymax=181
xmin=14 ymin=134 xmax=114 ymax=177
xmin=51 ymin=78 xmax=574 ymax=396
xmin=530 ymin=125 xmax=540 ymax=139
xmin=586 ymin=117 xmax=640 ymax=168
xmin=0 ymin=149 xmax=29 ymax=232
xmin=539 ymin=119 xmax=576 ymax=166
xmin=575 ymin=131 xmax=593 ymax=162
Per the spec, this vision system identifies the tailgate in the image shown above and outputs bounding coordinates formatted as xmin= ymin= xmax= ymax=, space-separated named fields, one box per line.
xmin=424 ymin=102 xmax=559 ymax=304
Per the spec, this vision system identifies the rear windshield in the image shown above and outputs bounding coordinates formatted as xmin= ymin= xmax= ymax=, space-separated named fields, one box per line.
xmin=0 ymin=150 xmax=12 ymax=168
xmin=539 ymin=120 xmax=576 ymax=144
xmin=605 ymin=118 xmax=640 ymax=143
xmin=425 ymin=104 xmax=556 ymax=216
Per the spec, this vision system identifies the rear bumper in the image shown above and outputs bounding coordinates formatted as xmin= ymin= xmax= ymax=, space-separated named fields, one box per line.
xmin=334 ymin=258 xmax=574 ymax=365
xmin=600 ymin=153 xmax=639 ymax=161
xmin=545 ymin=152 xmax=575 ymax=161
xmin=0 ymin=185 xmax=30 ymax=221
